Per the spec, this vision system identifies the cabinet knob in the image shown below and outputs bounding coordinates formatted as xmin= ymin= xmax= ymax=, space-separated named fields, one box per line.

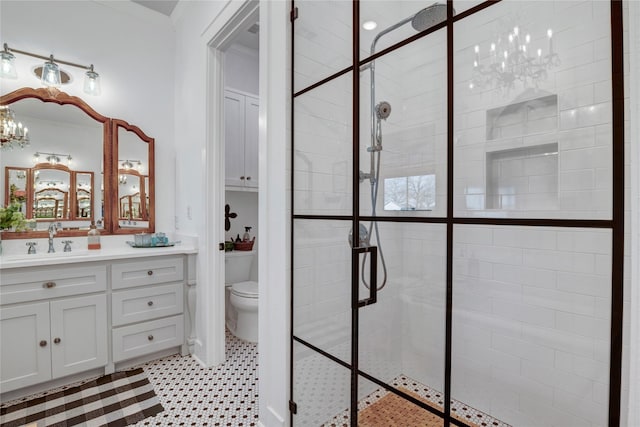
xmin=43 ymin=282 xmax=56 ymax=289
xmin=39 ymin=340 xmax=47 ymax=347
xmin=147 ymin=301 xmax=154 ymax=307
xmin=147 ymin=270 xmax=153 ymax=276
xmin=147 ymin=335 xmax=154 ymax=341
xmin=240 ymin=176 xmax=245 ymax=180
xmin=246 ymin=176 xmax=251 ymax=180
xmin=54 ymin=337 xmax=61 ymax=344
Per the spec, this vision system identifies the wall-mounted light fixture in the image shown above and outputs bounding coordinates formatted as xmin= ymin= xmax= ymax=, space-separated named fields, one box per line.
xmin=1 ymin=43 xmax=101 ymax=96
xmin=33 ymin=151 xmax=72 ymax=166
xmin=119 ymin=159 xmax=143 ymax=172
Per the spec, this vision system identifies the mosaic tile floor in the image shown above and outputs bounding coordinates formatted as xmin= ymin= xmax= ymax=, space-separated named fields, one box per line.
xmin=131 ymin=329 xmax=259 ymax=427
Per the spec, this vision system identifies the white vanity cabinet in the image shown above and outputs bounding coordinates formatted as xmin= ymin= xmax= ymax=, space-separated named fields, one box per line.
xmin=224 ymin=89 xmax=259 ymax=189
xmin=110 ymin=256 xmax=185 ymax=363
xmin=0 ymin=251 xmax=196 ymax=400
xmin=0 ymin=265 xmax=108 ymax=393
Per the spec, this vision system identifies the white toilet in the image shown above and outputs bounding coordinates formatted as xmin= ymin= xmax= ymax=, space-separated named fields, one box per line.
xmin=225 ymin=250 xmax=259 ymax=342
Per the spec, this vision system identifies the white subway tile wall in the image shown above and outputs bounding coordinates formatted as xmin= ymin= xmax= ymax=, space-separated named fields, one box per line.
xmin=294 ymin=76 xmax=353 ymax=216
xmin=294 ymin=1 xmax=352 ymax=92
xmin=454 ymin=0 xmax=613 ymax=218
xmin=453 ymin=225 xmax=611 ymax=426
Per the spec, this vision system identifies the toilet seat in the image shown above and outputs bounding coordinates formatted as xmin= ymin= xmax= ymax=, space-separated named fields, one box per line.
xmin=231 ymin=281 xmax=258 ymax=298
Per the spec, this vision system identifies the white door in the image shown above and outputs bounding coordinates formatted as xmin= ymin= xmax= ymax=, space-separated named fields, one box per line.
xmin=50 ymin=294 xmax=107 ymax=378
xmin=244 ymin=96 xmax=260 ymax=188
xmin=0 ymin=302 xmax=51 ymax=392
xmin=224 ymin=90 xmax=246 ymax=187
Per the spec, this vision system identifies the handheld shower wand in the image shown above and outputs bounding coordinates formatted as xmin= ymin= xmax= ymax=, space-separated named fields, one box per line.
xmin=356 ymin=3 xmax=450 ymax=292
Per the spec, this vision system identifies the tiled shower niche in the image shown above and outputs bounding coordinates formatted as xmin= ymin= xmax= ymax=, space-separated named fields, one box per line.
xmin=486 ymin=143 xmax=558 ymax=210
xmin=485 ymin=95 xmax=559 ymax=211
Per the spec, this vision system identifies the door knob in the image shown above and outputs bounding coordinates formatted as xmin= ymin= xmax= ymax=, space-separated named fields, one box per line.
xmin=148 ymin=301 xmax=154 ymax=307
xmin=39 ymin=340 xmax=47 ymax=347
xmin=54 ymin=337 xmax=61 ymax=344
xmin=147 ymin=270 xmax=153 ymax=276
xmin=148 ymin=335 xmax=154 ymax=341
xmin=43 ymin=282 xmax=56 ymax=288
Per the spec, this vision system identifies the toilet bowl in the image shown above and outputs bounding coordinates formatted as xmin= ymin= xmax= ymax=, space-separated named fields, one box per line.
xmin=229 ymin=281 xmax=259 ymax=342
xmin=225 ymin=251 xmax=259 ymax=343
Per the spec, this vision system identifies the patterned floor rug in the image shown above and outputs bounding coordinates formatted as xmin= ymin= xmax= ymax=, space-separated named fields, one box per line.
xmin=0 ymin=368 xmax=163 ymax=427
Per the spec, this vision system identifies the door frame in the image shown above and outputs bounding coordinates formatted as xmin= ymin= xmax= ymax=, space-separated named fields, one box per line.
xmin=204 ymin=0 xmax=259 ymax=366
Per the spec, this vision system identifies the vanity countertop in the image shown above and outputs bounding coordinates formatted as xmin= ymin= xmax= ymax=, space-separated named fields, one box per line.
xmin=0 ymin=235 xmax=198 ymax=270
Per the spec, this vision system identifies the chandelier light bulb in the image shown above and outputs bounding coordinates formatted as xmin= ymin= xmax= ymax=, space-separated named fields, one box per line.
xmin=547 ymin=29 xmax=553 ymax=38
xmin=490 ymin=43 xmax=496 ymax=52
xmin=504 ymin=50 xmax=508 ymax=59
xmin=474 ymin=45 xmax=479 ymax=54
xmin=525 ymin=34 xmax=531 ymax=44
xmin=513 ymin=26 xmax=519 ymax=36
xmin=538 ymin=48 xmax=542 ymax=57
xmin=508 ymin=34 xmax=514 ymax=43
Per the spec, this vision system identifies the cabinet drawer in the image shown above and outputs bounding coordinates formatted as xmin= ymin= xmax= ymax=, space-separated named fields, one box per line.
xmin=0 ymin=265 xmax=107 ymax=305
xmin=111 ymin=257 xmax=184 ymax=290
xmin=112 ymin=315 xmax=184 ymax=362
xmin=112 ymin=283 xmax=183 ymax=326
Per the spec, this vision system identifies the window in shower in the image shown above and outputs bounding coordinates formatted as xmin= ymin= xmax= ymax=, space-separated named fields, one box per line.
xmin=383 ymin=174 xmax=436 ymax=211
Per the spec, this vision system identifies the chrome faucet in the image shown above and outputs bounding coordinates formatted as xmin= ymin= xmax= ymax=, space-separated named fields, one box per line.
xmin=47 ymin=222 xmax=59 ymax=253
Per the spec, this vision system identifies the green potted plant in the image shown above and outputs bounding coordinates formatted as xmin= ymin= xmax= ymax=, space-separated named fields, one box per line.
xmin=0 ymin=202 xmax=28 ymax=232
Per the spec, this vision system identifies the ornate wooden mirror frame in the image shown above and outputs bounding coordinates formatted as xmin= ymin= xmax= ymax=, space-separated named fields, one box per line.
xmin=0 ymin=87 xmax=155 ymax=239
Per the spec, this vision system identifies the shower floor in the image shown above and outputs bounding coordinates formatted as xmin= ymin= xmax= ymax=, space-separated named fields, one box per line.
xmin=321 ymin=374 xmax=512 ymax=427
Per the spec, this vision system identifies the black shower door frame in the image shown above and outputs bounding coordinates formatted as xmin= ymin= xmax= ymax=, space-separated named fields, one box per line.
xmin=289 ymin=1 xmax=625 ymax=426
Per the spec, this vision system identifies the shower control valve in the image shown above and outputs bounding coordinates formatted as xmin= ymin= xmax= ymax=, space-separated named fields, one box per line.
xmin=366 ymin=145 xmax=382 ymax=153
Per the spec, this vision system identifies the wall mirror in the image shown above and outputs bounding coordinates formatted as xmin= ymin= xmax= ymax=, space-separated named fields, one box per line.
xmin=0 ymin=87 xmax=155 ymax=239
xmin=112 ymin=119 xmax=154 ymax=234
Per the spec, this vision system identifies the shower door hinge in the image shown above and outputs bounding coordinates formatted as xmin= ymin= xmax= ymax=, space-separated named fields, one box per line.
xmin=290 ymin=7 xmax=298 ymax=22
xmin=289 ymin=400 xmax=298 ymax=414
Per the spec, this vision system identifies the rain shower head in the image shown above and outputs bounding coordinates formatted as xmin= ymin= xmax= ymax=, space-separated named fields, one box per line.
xmin=411 ymin=3 xmax=449 ymax=32
xmin=370 ymin=3 xmax=453 ymax=55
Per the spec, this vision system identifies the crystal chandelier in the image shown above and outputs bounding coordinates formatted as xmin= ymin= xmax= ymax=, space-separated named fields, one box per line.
xmin=469 ymin=26 xmax=560 ymax=92
xmin=0 ymin=105 xmax=29 ymax=150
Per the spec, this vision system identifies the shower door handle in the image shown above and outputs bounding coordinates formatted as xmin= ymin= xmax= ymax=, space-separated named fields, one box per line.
xmin=353 ymin=246 xmax=377 ymax=308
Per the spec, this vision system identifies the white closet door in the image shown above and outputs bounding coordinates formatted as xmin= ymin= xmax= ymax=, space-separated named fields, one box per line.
xmin=225 ymin=90 xmax=247 ymax=187
xmin=244 ymin=96 xmax=260 ymax=188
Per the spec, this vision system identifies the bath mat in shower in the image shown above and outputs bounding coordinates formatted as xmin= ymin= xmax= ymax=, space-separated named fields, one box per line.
xmin=357 ymin=387 xmax=481 ymax=427
xmin=0 ymin=368 xmax=163 ymax=427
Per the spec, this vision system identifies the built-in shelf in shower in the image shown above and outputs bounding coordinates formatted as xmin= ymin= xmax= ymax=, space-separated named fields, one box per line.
xmin=486 ymin=143 xmax=559 ymax=210
xmin=486 ymin=94 xmax=558 ymax=141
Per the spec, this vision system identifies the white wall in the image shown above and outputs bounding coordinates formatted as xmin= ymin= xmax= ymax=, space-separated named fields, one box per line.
xmin=225 ymin=44 xmax=259 ymax=95
xmin=0 ymin=0 xmax=176 ymax=232
xmin=625 ymin=0 xmax=640 ymax=425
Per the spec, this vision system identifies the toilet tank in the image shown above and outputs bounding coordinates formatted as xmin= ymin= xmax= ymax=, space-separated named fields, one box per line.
xmin=225 ymin=251 xmax=255 ymax=284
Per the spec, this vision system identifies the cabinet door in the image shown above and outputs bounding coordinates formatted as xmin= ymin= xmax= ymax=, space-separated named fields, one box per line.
xmin=225 ymin=90 xmax=246 ymax=187
xmin=244 ymin=96 xmax=259 ymax=188
xmin=0 ymin=302 xmax=51 ymax=392
xmin=50 ymin=294 xmax=107 ymax=378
